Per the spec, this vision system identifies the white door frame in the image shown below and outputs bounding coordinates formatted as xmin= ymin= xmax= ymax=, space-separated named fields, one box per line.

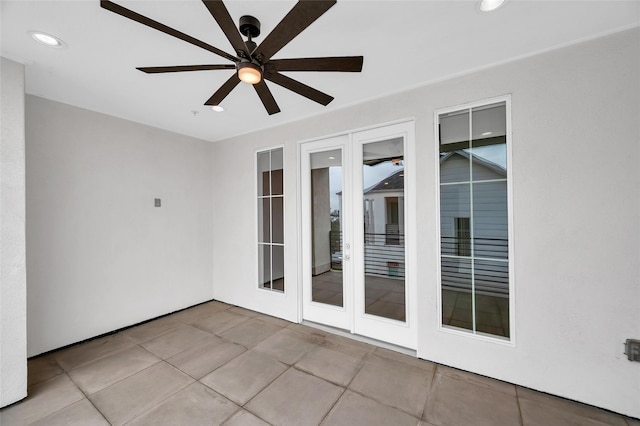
xmin=351 ymin=121 xmax=417 ymax=349
xmin=299 ymin=135 xmax=352 ymax=330
xmin=298 ymin=120 xmax=417 ymax=349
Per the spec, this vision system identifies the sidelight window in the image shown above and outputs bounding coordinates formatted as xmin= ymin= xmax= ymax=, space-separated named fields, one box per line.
xmin=437 ymin=98 xmax=512 ymax=339
xmin=257 ymin=148 xmax=284 ymax=292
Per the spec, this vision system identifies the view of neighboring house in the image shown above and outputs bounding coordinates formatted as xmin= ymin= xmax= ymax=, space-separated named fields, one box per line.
xmin=362 ymin=167 xmax=406 ymax=277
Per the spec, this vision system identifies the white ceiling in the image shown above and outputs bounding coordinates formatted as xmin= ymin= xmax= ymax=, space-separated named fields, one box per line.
xmin=2 ymin=1 xmax=639 ymax=142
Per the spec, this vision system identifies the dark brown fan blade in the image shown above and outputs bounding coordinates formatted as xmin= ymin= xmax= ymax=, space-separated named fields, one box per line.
xmin=264 ymin=71 xmax=333 ymax=106
xmin=204 ymin=74 xmax=241 ymax=106
xmin=100 ymin=0 xmax=238 ymax=63
xmin=202 ymin=0 xmax=250 ymax=59
xmin=138 ymin=64 xmax=236 ymax=73
xmin=253 ymin=0 xmax=336 ymax=63
xmin=267 ymin=56 xmax=363 ymax=72
xmin=253 ymin=81 xmax=281 ymax=115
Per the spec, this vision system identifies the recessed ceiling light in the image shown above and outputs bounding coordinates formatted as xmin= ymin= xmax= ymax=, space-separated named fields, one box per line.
xmin=481 ymin=131 xmax=493 ymax=136
xmin=211 ymin=105 xmax=224 ymax=112
xmin=478 ymin=0 xmax=505 ymax=12
xmin=29 ymin=31 xmax=65 ymax=48
xmin=328 ymin=156 xmax=335 ymax=160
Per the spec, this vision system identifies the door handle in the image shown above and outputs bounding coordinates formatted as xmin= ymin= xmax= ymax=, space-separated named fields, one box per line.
xmin=344 ymin=254 xmax=351 ymax=260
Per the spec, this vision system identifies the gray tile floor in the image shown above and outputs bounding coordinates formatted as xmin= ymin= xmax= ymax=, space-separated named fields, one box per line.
xmin=1 ymin=300 xmax=637 ymax=426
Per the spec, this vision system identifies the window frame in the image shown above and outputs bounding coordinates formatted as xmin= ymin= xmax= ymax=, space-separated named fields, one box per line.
xmin=256 ymin=146 xmax=286 ymax=294
xmin=434 ymin=95 xmax=515 ymax=345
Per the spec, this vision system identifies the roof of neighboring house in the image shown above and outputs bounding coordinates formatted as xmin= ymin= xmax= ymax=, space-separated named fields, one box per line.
xmin=440 ymin=151 xmax=506 ymax=177
xmin=362 ymin=150 xmax=507 ymax=194
xmin=365 ymin=169 xmax=405 ymax=193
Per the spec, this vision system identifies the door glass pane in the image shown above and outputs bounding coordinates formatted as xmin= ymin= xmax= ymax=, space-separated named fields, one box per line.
xmin=310 ymin=149 xmax=343 ymax=307
xmin=362 ymin=138 xmax=406 ymax=322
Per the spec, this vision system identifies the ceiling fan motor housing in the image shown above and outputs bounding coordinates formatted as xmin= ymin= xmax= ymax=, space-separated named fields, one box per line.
xmin=239 ymin=15 xmax=260 ymax=38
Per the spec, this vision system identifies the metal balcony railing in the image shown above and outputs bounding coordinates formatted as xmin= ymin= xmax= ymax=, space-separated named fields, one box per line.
xmin=329 ymin=231 xmax=405 ymax=278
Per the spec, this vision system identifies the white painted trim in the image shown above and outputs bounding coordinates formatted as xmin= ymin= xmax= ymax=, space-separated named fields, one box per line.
xmin=351 ymin=121 xmax=417 ymax=349
xmin=297 ymin=120 xmax=417 ymax=349
xmin=434 ymin=94 xmax=515 ymax=346
xmin=298 ymin=135 xmax=352 ymax=330
xmin=297 ymin=117 xmax=416 ymax=146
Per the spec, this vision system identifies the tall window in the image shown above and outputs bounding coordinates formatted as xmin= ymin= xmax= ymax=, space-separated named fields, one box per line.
xmin=257 ymin=148 xmax=284 ymax=292
xmin=438 ymin=99 xmax=511 ymax=339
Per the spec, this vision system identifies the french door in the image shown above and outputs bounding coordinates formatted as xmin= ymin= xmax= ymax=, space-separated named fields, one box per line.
xmin=300 ymin=121 xmax=416 ymax=349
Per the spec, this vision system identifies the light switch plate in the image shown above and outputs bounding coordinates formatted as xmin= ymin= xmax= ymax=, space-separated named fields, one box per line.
xmin=624 ymin=339 xmax=640 ymax=362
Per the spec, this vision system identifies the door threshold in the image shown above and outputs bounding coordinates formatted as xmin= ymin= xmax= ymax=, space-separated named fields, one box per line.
xmin=301 ymin=320 xmax=417 ymax=357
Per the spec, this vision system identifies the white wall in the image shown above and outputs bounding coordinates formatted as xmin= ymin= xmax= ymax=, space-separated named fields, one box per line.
xmin=211 ymin=28 xmax=640 ymax=417
xmin=26 ymin=96 xmax=214 ymax=356
xmin=0 ymin=58 xmax=27 ymax=407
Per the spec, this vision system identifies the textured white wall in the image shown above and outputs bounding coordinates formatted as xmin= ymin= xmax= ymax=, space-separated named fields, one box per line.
xmin=26 ymin=96 xmax=214 ymax=356
xmin=0 ymin=57 xmax=27 ymax=407
xmin=211 ymin=28 xmax=640 ymax=417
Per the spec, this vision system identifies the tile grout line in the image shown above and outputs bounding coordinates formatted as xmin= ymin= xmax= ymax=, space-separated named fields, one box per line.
xmin=340 ymin=351 xmax=426 ymax=422
xmin=116 ymin=359 xmax=196 ymax=426
xmin=47 ymin=371 xmax=113 ymax=426
xmin=313 ymin=347 xmax=373 ymax=426
xmin=420 ymin=361 xmax=440 ymax=421
xmin=515 ymin=386 xmax=525 ymax=426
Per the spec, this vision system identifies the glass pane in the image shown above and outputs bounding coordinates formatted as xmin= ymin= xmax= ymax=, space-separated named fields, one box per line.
xmin=441 ymin=257 xmax=473 ymax=331
xmin=272 ymin=245 xmax=285 ymax=292
xmin=470 ymin=144 xmax=507 ymax=181
xmin=272 ymin=196 xmax=284 ymax=244
xmin=310 ymin=150 xmax=343 ymax=307
xmin=471 ymin=103 xmax=506 ymax=145
xmin=470 ymin=102 xmax=506 ymax=182
xmin=258 ymin=198 xmax=271 ymax=243
xmin=363 ymin=138 xmax=406 ymax=322
xmin=271 ymin=169 xmax=283 ymax=196
xmin=440 ymin=150 xmax=471 ymax=184
xmin=473 ymin=181 xmax=508 ymax=259
xmin=440 ymin=184 xmax=471 ymax=256
xmin=440 ymin=110 xmax=469 ymax=153
xmin=259 ymin=244 xmax=271 ymax=289
xmin=474 ymin=259 xmax=509 ymax=337
xmin=257 ymin=151 xmax=271 ymax=196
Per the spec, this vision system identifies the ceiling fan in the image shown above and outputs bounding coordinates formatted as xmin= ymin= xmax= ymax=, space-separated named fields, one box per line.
xmin=100 ymin=0 xmax=364 ymax=115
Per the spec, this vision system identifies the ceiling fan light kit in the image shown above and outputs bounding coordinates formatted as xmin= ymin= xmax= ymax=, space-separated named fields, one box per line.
xmin=100 ymin=0 xmax=364 ymax=115
xmin=237 ymin=61 xmax=262 ymax=85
